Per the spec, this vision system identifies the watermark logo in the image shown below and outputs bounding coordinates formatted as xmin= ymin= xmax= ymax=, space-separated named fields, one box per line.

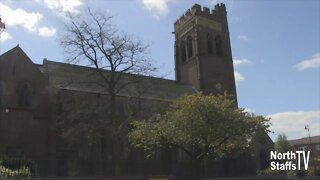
xmin=270 ymin=150 xmax=310 ymax=171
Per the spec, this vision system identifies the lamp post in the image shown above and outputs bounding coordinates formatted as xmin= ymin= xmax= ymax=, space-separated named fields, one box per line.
xmin=305 ymin=124 xmax=316 ymax=176
xmin=305 ymin=125 xmax=312 ymax=148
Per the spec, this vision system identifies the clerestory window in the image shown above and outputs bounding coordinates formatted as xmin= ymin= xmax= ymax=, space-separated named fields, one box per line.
xmin=215 ymin=35 xmax=223 ymax=56
xmin=186 ymin=36 xmax=193 ymax=58
xmin=207 ymin=36 xmax=215 ymax=54
xmin=180 ymin=41 xmax=186 ymax=62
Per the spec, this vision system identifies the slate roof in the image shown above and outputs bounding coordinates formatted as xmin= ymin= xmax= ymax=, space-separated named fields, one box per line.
xmin=289 ymin=135 xmax=320 ymax=146
xmin=43 ymin=59 xmax=196 ymax=101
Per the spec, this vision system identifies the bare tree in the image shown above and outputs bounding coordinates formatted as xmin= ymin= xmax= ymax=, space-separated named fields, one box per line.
xmin=59 ymin=8 xmax=157 ymax=176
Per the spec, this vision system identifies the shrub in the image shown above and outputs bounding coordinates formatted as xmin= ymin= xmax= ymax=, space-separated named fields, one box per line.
xmin=257 ymin=168 xmax=282 ymax=176
xmin=286 ymin=170 xmax=296 ymax=178
xmin=0 ymin=165 xmax=31 ymax=179
xmin=296 ymin=170 xmax=307 ymax=177
xmin=0 ymin=157 xmax=36 ymax=179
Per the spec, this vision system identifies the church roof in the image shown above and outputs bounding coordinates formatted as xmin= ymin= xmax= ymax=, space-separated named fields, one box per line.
xmin=43 ymin=60 xmax=196 ymax=101
xmin=0 ymin=45 xmax=47 ymax=83
xmin=289 ymin=135 xmax=320 ymax=146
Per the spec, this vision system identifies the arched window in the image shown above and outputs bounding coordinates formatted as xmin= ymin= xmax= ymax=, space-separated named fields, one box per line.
xmin=187 ymin=36 xmax=193 ymax=58
xmin=215 ymin=35 xmax=223 ymax=56
xmin=180 ymin=41 xmax=186 ymax=62
xmin=18 ymin=84 xmax=31 ymax=107
xmin=207 ymin=36 xmax=214 ymax=54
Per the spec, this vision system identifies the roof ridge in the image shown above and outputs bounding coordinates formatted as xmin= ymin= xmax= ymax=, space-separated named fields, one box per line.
xmin=44 ymin=59 xmax=191 ymax=86
xmin=0 ymin=44 xmax=21 ymax=58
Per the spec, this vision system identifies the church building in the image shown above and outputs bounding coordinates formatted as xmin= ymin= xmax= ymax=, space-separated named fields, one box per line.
xmin=0 ymin=3 xmax=273 ymax=179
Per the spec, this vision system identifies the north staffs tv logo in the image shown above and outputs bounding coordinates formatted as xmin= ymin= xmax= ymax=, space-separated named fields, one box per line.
xmin=270 ymin=151 xmax=310 ymax=171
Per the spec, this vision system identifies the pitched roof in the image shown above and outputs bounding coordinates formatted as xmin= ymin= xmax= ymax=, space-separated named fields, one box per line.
xmin=0 ymin=45 xmax=31 ymax=63
xmin=288 ymin=135 xmax=320 ymax=146
xmin=0 ymin=45 xmax=47 ymax=82
xmin=43 ymin=59 xmax=196 ymax=101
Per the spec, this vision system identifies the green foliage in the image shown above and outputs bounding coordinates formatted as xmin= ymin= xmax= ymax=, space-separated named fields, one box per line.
xmin=56 ymin=106 xmax=103 ymax=147
xmin=307 ymin=167 xmax=315 ymax=177
xmin=0 ymin=157 xmax=36 ymax=178
xmin=296 ymin=170 xmax=307 ymax=177
xmin=256 ymin=168 xmax=282 ymax=176
xmin=0 ymin=158 xmax=32 ymax=179
xmin=257 ymin=169 xmax=300 ymax=178
xmin=0 ymin=165 xmax=31 ymax=179
xmin=286 ymin=170 xmax=296 ymax=178
xmin=0 ymin=157 xmax=36 ymax=173
xmin=129 ymin=93 xmax=270 ymax=160
xmin=274 ymin=133 xmax=290 ymax=153
xmin=315 ymin=156 xmax=320 ymax=176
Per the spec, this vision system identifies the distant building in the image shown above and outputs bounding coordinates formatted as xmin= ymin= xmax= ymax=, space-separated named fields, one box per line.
xmin=289 ymin=135 xmax=320 ymax=159
xmin=0 ymin=3 xmax=273 ymax=179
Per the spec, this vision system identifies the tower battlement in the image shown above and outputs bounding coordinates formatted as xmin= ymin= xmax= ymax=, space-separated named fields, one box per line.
xmin=174 ymin=3 xmax=226 ymax=29
xmin=174 ymin=3 xmax=236 ymax=104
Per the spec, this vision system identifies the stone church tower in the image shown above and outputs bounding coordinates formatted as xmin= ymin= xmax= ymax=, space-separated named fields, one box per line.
xmin=174 ymin=3 xmax=237 ymax=104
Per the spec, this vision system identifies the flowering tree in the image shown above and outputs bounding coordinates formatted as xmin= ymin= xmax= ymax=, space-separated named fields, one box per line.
xmin=129 ymin=93 xmax=270 ymax=178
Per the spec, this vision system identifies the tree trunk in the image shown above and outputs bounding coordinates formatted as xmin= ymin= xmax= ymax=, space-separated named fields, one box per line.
xmin=100 ymin=130 xmax=106 ymax=176
xmin=112 ymin=137 xmax=121 ymax=176
xmin=109 ymin=91 xmax=122 ymax=176
xmin=191 ymin=158 xmax=204 ymax=180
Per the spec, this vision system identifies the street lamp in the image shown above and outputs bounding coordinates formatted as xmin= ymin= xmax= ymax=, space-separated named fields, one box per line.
xmin=305 ymin=124 xmax=316 ymax=176
xmin=305 ymin=125 xmax=312 ymax=149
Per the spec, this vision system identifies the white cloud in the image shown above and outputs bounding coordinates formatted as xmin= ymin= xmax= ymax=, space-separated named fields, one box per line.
xmin=233 ymin=58 xmax=251 ymax=85
xmin=233 ymin=58 xmax=252 ymax=66
xmin=38 ymin=0 xmax=85 ymax=14
xmin=268 ymin=110 xmax=320 ymax=140
xmin=237 ymin=35 xmax=248 ymax=41
xmin=0 ymin=2 xmax=43 ymax=32
xmin=294 ymin=53 xmax=320 ymax=71
xmin=244 ymin=108 xmax=255 ymax=114
xmin=231 ymin=16 xmax=241 ymax=23
xmin=0 ymin=2 xmax=57 ymax=38
xmin=139 ymin=0 xmax=176 ymax=19
xmin=234 ymin=71 xmax=245 ymax=84
xmin=0 ymin=31 xmax=12 ymax=42
xmin=38 ymin=26 xmax=56 ymax=37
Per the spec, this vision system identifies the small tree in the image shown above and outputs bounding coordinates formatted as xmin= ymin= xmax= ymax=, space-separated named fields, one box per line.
xmin=59 ymin=7 xmax=157 ymax=176
xmin=129 ymin=93 xmax=270 ymax=178
xmin=275 ymin=133 xmax=290 ymax=153
xmin=273 ymin=134 xmax=292 ymax=176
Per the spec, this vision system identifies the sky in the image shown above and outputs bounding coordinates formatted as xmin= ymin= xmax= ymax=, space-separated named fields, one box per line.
xmin=0 ymin=0 xmax=319 ymax=142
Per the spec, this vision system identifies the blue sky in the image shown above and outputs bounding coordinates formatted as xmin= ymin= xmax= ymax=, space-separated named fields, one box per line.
xmin=0 ymin=0 xmax=319 ymax=141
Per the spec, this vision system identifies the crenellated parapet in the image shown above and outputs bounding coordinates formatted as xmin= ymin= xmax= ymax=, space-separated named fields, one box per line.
xmin=174 ymin=3 xmax=226 ymax=30
xmin=174 ymin=3 xmax=226 ymax=38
